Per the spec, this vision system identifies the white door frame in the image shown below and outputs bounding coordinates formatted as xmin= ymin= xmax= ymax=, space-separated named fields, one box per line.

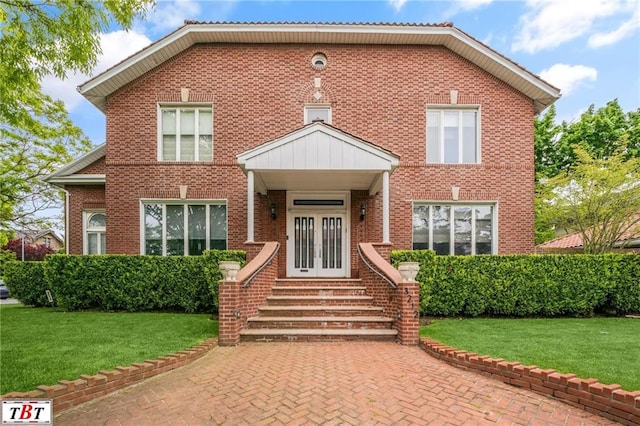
xmin=286 ymin=191 xmax=350 ymax=277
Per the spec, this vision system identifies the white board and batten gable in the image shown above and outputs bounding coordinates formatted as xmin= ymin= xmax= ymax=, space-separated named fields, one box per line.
xmin=237 ymin=122 xmax=400 ymax=195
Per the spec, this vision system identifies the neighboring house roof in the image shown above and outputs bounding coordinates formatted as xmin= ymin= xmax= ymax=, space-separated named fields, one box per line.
xmin=78 ymin=21 xmax=560 ymax=114
xmin=15 ymin=229 xmax=64 ymax=245
xmin=537 ymin=214 xmax=640 ymax=250
xmin=43 ymin=144 xmax=106 ymax=186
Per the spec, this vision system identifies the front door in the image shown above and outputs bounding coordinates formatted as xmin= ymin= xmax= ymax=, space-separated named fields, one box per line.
xmin=289 ymin=213 xmax=346 ymax=277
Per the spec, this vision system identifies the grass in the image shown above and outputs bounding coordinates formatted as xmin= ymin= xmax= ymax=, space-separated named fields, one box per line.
xmin=420 ymin=317 xmax=640 ymax=391
xmin=0 ymin=304 xmax=218 ymax=394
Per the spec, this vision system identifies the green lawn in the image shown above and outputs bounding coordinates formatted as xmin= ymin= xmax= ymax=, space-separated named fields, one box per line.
xmin=0 ymin=305 xmax=217 ymax=394
xmin=421 ymin=317 xmax=640 ymax=391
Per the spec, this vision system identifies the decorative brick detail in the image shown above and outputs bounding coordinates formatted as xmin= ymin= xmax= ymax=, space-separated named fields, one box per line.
xmin=0 ymin=338 xmax=217 ymax=414
xmin=420 ymin=338 xmax=640 ymax=425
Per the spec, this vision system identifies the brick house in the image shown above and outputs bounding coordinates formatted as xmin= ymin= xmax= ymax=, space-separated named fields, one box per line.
xmin=45 ymin=22 xmax=559 ymax=343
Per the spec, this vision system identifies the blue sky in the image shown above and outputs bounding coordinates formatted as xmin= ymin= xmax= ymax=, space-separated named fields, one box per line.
xmin=42 ymin=0 xmax=640 ymax=147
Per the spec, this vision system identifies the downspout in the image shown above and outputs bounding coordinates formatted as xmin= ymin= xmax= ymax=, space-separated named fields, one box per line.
xmin=60 ymin=188 xmax=70 ymax=254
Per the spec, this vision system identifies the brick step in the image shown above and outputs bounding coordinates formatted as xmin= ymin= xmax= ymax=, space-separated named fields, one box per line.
xmin=265 ymin=295 xmax=373 ymax=306
xmin=246 ymin=316 xmax=394 ymax=329
xmin=257 ymin=305 xmax=384 ymax=317
xmin=274 ymin=278 xmax=363 ymax=287
xmin=271 ymin=286 xmax=367 ymax=296
xmin=239 ymin=328 xmax=398 ymax=343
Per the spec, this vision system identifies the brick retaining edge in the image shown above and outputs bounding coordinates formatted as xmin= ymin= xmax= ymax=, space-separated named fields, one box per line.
xmin=0 ymin=337 xmax=218 ymax=413
xmin=420 ymin=338 xmax=640 ymax=425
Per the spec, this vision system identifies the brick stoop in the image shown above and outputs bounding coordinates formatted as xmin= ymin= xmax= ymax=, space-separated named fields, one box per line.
xmin=420 ymin=338 xmax=640 ymax=426
xmin=0 ymin=338 xmax=218 ymax=415
xmin=240 ymin=278 xmax=398 ymax=342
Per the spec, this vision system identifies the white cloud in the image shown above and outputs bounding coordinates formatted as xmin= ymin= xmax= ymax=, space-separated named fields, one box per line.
xmin=389 ymin=0 xmax=408 ymax=11
xmin=456 ymin=0 xmax=494 ymax=11
xmin=588 ymin=3 xmax=640 ymax=47
xmin=146 ymin=0 xmax=202 ymax=33
xmin=539 ymin=63 xmax=598 ymax=96
xmin=511 ymin=0 xmax=627 ymax=53
xmin=41 ymin=30 xmax=152 ymax=111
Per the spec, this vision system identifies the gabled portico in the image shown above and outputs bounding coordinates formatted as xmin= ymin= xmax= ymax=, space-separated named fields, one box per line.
xmin=237 ymin=122 xmax=399 ymax=275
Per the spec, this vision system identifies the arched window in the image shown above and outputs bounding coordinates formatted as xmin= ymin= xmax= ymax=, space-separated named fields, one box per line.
xmin=84 ymin=211 xmax=106 ymax=254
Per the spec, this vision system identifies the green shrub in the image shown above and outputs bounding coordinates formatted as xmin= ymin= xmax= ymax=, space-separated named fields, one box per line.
xmin=45 ymin=251 xmax=246 ymax=313
xmin=3 ymin=261 xmax=51 ymax=306
xmin=0 ymin=249 xmax=16 ymax=279
xmin=391 ymin=251 xmax=640 ymax=317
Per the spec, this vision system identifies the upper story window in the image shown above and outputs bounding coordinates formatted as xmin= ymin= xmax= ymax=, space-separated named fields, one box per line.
xmin=311 ymin=53 xmax=327 ymax=69
xmin=43 ymin=237 xmax=52 ymax=247
xmin=412 ymin=203 xmax=495 ymax=255
xmin=159 ymin=106 xmax=213 ymax=161
xmin=84 ymin=211 xmax=106 ymax=254
xmin=304 ymin=106 xmax=332 ymax=124
xmin=427 ymin=108 xmax=479 ymax=164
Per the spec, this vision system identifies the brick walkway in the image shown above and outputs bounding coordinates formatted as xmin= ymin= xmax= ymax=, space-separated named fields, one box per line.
xmin=55 ymin=342 xmax=616 ymax=425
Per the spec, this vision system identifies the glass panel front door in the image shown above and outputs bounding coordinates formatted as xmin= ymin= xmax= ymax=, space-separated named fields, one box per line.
xmin=290 ymin=213 xmax=345 ymax=277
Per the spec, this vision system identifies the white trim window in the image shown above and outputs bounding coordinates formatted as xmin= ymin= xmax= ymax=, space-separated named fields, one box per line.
xmin=142 ymin=202 xmax=227 ymax=256
xmin=304 ymin=105 xmax=332 ymax=124
xmin=427 ymin=108 xmax=480 ymax=164
xmin=159 ymin=106 xmax=213 ymax=161
xmin=412 ymin=203 xmax=495 ymax=255
xmin=84 ymin=211 xmax=106 ymax=254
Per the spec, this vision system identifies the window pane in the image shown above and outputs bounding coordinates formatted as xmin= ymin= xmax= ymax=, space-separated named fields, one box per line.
xmin=100 ymin=233 xmax=106 ymax=254
xmin=210 ymin=204 xmax=227 ymax=249
xmin=162 ymin=135 xmax=176 ymax=161
xmin=443 ymin=111 xmax=459 ymax=163
xmin=199 ymin=135 xmax=213 ymax=161
xmin=426 ymin=111 xmax=440 ymax=163
xmin=180 ymin=135 xmax=195 ymax=161
xmin=88 ymin=213 xmax=105 ymax=229
xmin=462 ymin=111 xmax=477 ymax=163
xmin=476 ymin=206 xmax=493 ymax=254
xmin=198 ymin=110 xmax=212 ymax=134
xmin=145 ymin=204 xmax=163 ymax=255
xmin=162 ymin=110 xmax=176 ymax=134
xmin=454 ymin=206 xmax=472 ymax=255
xmin=166 ymin=205 xmax=184 ymax=255
xmin=88 ymin=233 xmax=98 ymax=254
xmin=432 ymin=206 xmax=450 ymax=255
xmin=188 ymin=205 xmax=206 ymax=255
xmin=306 ymin=107 xmax=330 ymax=124
xmin=412 ymin=205 xmax=430 ymax=249
xmin=180 ymin=110 xmax=195 ymax=134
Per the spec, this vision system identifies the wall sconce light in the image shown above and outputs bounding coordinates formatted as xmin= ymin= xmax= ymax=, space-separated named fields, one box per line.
xmin=270 ymin=203 xmax=277 ymax=220
xmin=360 ymin=204 xmax=366 ymax=221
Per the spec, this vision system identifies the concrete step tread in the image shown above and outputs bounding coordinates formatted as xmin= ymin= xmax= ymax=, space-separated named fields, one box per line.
xmin=247 ymin=316 xmax=393 ymax=322
xmin=259 ymin=306 xmax=382 ymax=311
xmin=275 ymin=278 xmax=362 ymax=283
xmin=267 ymin=295 xmax=373 ymax=300
xmin=272 ymin=286 xmax=367 ymax=291
xmin=240 ymin=328 xmax=398 ymax=336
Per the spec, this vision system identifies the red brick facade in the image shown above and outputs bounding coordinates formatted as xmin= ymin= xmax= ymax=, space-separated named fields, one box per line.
xmin=60 ymin=25 xmax=550 ymax=274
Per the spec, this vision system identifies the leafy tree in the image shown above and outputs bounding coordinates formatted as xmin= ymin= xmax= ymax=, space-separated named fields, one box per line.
xmin=0 ymin=0 xmax=154 ymax=232
xmin=1 ymin=238 xmax=55 ymax=261
xmin=538 ymin=147 xmax=640 ymax=254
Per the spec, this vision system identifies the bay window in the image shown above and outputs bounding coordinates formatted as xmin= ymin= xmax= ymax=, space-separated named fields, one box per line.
xmin=412 ymin=203 xmax=495 ymax=255
xmin=143 ymin=202 xmax=227 ymax=255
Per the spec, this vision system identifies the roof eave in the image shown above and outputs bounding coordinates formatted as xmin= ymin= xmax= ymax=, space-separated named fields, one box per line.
xmin=78 ymin=23 xmax=560 ymax=113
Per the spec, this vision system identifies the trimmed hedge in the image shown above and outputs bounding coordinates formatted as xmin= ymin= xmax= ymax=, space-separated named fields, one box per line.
xmin=392 ymin=251 xmax=640 ymax=317
xmin=0 ymin=249 xmax=17 ymax=279
xmin=3 ymin=261 xmax=50 ymax=307
xmin=4 ymin=250 xmax=245 ymax=312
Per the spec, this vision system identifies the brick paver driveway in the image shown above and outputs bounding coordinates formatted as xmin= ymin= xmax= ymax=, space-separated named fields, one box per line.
xmin=56 ymin=342 xmax=615 ymax=425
